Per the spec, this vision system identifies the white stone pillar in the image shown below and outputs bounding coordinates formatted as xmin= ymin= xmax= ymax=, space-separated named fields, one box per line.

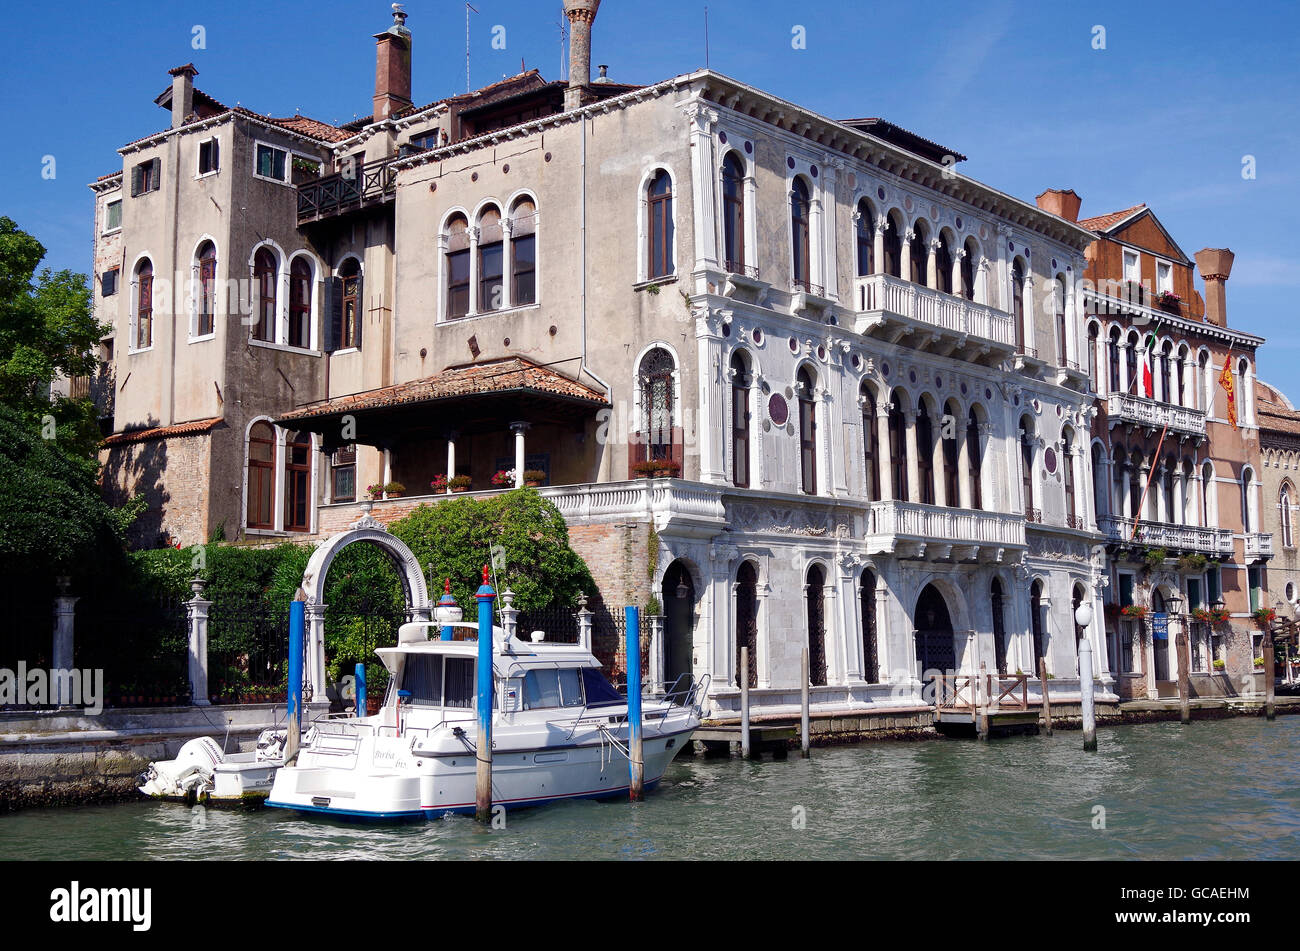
xmin=926 ymin=238 xmax=939 ymax=290
xmin=698 ymin=315 xmax=727 ymax=483
xmin=185 ymin=576 xmax=211 ymax=706
xmin=900 ymin=230 xmax=914 ymax=285
xmin=686 ymin=103 xmax=719 ymax=272
xmin=304 ymin=601 xmax=328 ymax=704
xmin=576 ymin=594 xmax=593 ymax=654
xmin=1119 ymin=342 xmax=1130 ymax=392
xmin=876 ymin=403 xmax=894 ymax=502
xmin=873 ymin=220 xmax=886 ymax=277
xmin=951 ymin=248 xmax=965 ymax=298
xmin=52 ymin=577 xmax=78 ymax=707
xmin=819 ymin=162 xmax=839 ymax=299
xmin=467 ymin=226 xmax=480 ymax=317
xmin=445 ymin=431 xmax=457 ymax=485
xmin=510 ymin=421 xmax=529 ymax=487
xmin=501 ymin=217 xmax=515 ymax=309
xmin=905 ymin=410 xmax=921 ymax=504
xmin=499 ymin=588 xmax=519 ymax=641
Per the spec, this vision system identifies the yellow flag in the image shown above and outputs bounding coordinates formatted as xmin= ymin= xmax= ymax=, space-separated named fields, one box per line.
xmin=1219 ymin=357 xmax=1237 ymax=430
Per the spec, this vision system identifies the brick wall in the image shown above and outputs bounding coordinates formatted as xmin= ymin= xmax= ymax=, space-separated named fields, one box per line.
xmin=100 ymin=433 xmax=212 ymax=548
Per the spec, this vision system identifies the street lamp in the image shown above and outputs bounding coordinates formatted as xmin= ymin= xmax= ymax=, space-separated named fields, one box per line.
xmin=1074 ymin=601 xmax=1094 ymax=629
xmin=1211 ymin=598 xmax=1226 ymax=615
xmin=1165 ymin=592 xmax=1184 ymax=617
xmin=1076 ymin=599 xmax=1098 ymax=752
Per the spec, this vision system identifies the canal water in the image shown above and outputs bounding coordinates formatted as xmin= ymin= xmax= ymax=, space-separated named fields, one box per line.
xmin=4 ymin=717 xmax=1298 ymax=860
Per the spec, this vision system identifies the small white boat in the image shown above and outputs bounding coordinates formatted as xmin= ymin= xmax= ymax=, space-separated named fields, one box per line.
xmin=266 ymin=621 xmax=704 ymax=820
xmin=138 ymin=730 xmax=287 ymax=806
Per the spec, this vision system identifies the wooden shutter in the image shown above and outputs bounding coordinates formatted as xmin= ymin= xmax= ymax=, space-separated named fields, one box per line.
xmin=131 ymin=164 xmax=142 ymax=197
xmin=211 ymin=139 xmax=219 ymax=172
xmin=353 ymin=273 xmax=363 ymax=350
xmin=150 ymin=158 xmax=161 ymax=191
xmin=324 ymin=276 xmax=342 ymax=353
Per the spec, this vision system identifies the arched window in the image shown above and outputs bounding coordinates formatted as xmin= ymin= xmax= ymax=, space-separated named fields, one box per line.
xmin=1202 ymin=461 xmax=1214 ymax=527
xmin=862 ymin=384 xmax=879 ymax=501
xmin=1056 ymin=276 xmax=1069 ymax=366
xmin=1087 ymin=322 xmax=1099 ymax=386
xmin=735 ymin=562 xmax=758 ymax=688
xmin=445 ymin=213 xmax=471 ymax=319
xmin=722 ymin=154 xmax=746 ymax=273
xmin=991 ymin=578 xmax=1007 ymax=675
xmin=1129 ymin=452 xmax=1144 ymax=519
xmin=1160 ymin=341 xmax=1173 ymax=404
xmin=936 ymin=232 xmax=953 ymax=295
xmin=908 ymin=222 xmax=928 ymax=286
xmin=253 ymin=247 xmax=277 ymax=342
xmin=1126 ymin=332 xmax=1139 ymax=393
xmin=1063 ymin=430 xmax=1077 ymax=525
xmin=1021 ymin=418 xmax=1036 ymax=519
xmin=246 ymin=421 xmax=275 ymax=530
xmin=1011 ymin=258 xmax=1027 ymax=354
xmin=1108 ymin=327 xmax=1121 ymax=394
xmin=1030 ymin=579 xmax=1045 ymax=667
xmin=477 ymin=205 xmax=504 ymax=312
xmin=966 ymin=408 xmax=983 ymax=510
xmin=510 ymin=197 xmax=537 ymax=306
xmin=855 ymin=200 xmax=874 ymax=277
xmin=916 ymin=402 xmax=935 ymax=505
xmin=1242 ymin=467 xmax=1255 ymax=533
xmin=1199 ymin=350 xmax=1211 ymax=413
xmin=337 ymin=258 xmax=361 ymax=350
xmin=942 ymin=400 xmax=960 ymax=506
xmin=1282 ymin=485 xmax=1295 ymax=548
xmin=647 ymin=170 xmax=674 ymax=279
xmin=797 ymin=366 xmax=817 ymax=494
xmin=889 ymin=397 xmax=909 ymax=500
xmin=1092 ymin=443 xmax=1105 ymax=518
xmin=637 ymin=347 xmax=676 ymax=464
xmin=1176 ymin=345 xmax=1188 ymax=407
xmin=283 ymin=430 xmax=312 ymax=533
xmin=195 ymin=242 xmax=216 ymax=337
xmin=882 ymin=213 xmax=902 ymax=279
xmin=730 ymin=350 xmax=750 ymax=488
xmin=806 ymin=564 xmax=827 ymax=686
xmin=960 ymin=238 xmax=977 ymax=300
xmin=790 ymin=177 xmax=812 ymax=290
xmin=288 ymin=257 xmax=312 ymax=349
xmin=134 ymin=258 xmax=154 ymax=350
xmin=861 ymin=569 xmax=879 ymax=683
xmin=1163 ymin=461 xmax=1176 ymax=523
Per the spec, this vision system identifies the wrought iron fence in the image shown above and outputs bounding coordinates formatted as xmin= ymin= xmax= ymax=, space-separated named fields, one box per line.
xmin=207 ymin=599 xmax=291 ymax=705
xmin=75 ymin=595 xmax=189 ymax=707
xmin=515 ymin=605 xmax=579 ymax=644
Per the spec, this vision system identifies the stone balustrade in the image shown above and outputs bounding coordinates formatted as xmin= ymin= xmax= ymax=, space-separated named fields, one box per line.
xmin=852 ymin=273 xmax=1016 ymax=357
xmin=1098 ymin=514 xmax=1233 ymax=556
xmin=1106 ymin=393 xmax=1207 ymax=441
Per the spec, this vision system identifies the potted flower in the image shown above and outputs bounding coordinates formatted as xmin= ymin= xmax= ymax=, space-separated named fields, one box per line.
xmin=1155 ymin=290 xmax=1182 ymax=312
xmin=632 ymin=460 xmax=661 ymax=479
xmin=653 ymin=459 xmax=682 ymax=478
xmin=1252 ymin=607 xmax=1277 ymax=628
xmin=366 ymin=483 xmax=386 ymax=501
xmin=384 ymin=481 xmax=405 ymax=498
xmin=1142 ymin=547 xmax=1168 ymax=570
xmin=429 ymin=474 xmax=449 ymax=494
xmin=1177 ymin=552 xmax=1208 ymax=573
xmin=448 ymin=474 xmax=472 ymax=493
xmin=1212 ymin=658 xmax=1226 ymax=671
xmin=491 ymin=469 xmax=516 ymax=488
xmin=1121 ymin=604 xmax=1149 ymax=620
xmin=522 ymin=469 xmax=547 ymax=487
xmin=1103 ymin=602 xmax=1121 ymax=620
xmin=1254 ymin=656 xmax=1266 ymax=669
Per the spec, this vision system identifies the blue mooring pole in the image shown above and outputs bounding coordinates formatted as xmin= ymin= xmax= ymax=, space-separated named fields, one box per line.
xmin=438 ymin=578 xmax=459 ymax=641
xmin=354 ymin=661 xmax=367 ymax=718
xmin=286 ymin=597 xmax=305 ymax=762
xmin=475 ymin=565 xmax=496 ymax=822
xmin=625 ymin=606 xmax=644 ymax=802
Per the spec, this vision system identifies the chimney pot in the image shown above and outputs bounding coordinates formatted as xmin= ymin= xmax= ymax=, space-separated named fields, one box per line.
xmin=564 ymin=0 xmax=601 ymax=110
xmin=168 ymin=64 xmax=197 ymax=129
xmin=1035 ymin=188 xmax=1082 ymax=223
xmin=373 ymin=9 xmax=413 ymax=121
xmin=1194 ymin=248 xmax=1234 ymax=327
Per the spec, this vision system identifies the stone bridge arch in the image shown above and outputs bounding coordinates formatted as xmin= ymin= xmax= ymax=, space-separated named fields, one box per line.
xmin=298 ymin=514 xmax=431 ymax=698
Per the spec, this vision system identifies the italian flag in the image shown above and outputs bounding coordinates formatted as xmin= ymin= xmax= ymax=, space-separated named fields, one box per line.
xmin=1139 ymin=321 xmax=1161 ymax=398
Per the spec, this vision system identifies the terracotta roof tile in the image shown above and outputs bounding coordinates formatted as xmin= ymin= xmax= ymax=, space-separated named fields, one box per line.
xmin=278 ymin=358 xmax=608 ymax=423
xmin=1079 ymin=203 xmax=1147 ymax=233
xmin=102 ymin=417 xmax=222 ymax=447
xmin=264 ymin=114 xmax=352 ymax=143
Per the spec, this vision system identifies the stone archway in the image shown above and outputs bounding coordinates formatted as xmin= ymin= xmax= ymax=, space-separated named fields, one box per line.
xmin=914 ymin=583 xmax=956 ymax=680
xmin=660 ymin=560 xmax=696 ymax=691
xmin=298 ymin=513 xmax=431 ymax=699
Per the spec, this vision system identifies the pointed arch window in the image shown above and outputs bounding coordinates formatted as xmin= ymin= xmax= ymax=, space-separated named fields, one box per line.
xmin=1063 ymin=431 xmax=1077 ymax=525
xmin=797 ymin=367 xmax=817 ymax=494
xmin=647 ymin=170 xmax=674 ymax=279
xmin=735 ymin=562 xmax=759 ymax=689
xmin=1021 ymin=421 xmax=1036 ymax=518
xmin=246 ymin=422 xmax=275 ymax=530
xmin=1108 ymin=328 xmax=1121 ymax=394
xmin=1282 ymin=485 xmax=1294 ymax=548
xmin=967 ymin=409 xmax=983 ymax=510
xmin=134 ymin=258 xmax=154 ymax=350
xmin=510 ymin=197 xmax=537 ymax=306
xmin=855 ymin=201 xmax=874 ymax=277
xmin=637 ymin=347 xmax=676 ymax=465
xmin=862 ymin=385 xmax=879 ymax=501
xmin=806 ymin=565 xmax=827 ymax=686
xmin=195 ymin=243 xmax=216 ymax=337
xmin=936 ymin=233 xmax=953 ymax=295
xmin=791 ymin=178 xmax=812 ymax=290
xmin=889 ymin=399 xmax=908 ymax=501
xmin=253 ymin=247 xmax=277 ymax=342
xmin=908 ymin=226 xmax=927 ymax=286
xmin=288 ymin=257 xmax=312 ymax=349
xmin=730 ymin=351 xmax=750 ymax=488
xmin=882 ymin=214 xmax=901 ymax=278
xmin=1056 ymin=276 xmax=1069 ymax=366
xmin=722 ymin=154 xmax=746 ymax=273
xmin=477 ymin=206 xmax=504 ymax=312
xmin=445 ymin=214 xmax=471 ymax=319
xmin=960 ymin=239 xmax=976 ymax=300
xmin=1012 ymin=259 xmax=1027 ymax=354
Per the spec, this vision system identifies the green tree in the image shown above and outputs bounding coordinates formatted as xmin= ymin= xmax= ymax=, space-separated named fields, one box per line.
xmin=0 ymin=217 xmax=104 ymax=457
xmin=391 ymin=488 xmax=594 ymax=612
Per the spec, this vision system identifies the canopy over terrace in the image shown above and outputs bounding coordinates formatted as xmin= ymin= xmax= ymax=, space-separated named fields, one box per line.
xmin=276 ymin=357 xmax=610 ymax=491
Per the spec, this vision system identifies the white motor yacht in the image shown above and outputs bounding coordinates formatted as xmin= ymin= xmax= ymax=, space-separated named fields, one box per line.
xmin=266 ymin=620 xmax=704 ymax=820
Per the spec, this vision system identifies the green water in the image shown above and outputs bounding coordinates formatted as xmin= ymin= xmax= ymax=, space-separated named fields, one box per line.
xmin=4 ymin=717 xmax=1298 ymax=860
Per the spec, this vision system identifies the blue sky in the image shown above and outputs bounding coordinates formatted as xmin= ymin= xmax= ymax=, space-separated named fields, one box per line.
xmin=2 ymin=0 xmax=1296 ymax=397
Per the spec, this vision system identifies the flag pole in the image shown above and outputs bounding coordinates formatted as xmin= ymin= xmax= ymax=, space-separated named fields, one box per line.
xmin=1129 ymin=420 xmax=1171 ymax=541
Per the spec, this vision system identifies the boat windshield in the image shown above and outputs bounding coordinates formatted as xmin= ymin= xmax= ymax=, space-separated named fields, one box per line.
xmin=581 ymin=667 xmax=625 ymax=707
xmin=399 ymin=655 xmax=475 ymax=708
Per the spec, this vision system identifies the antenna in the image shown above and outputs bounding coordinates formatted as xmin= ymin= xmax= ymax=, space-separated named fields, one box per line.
xmin=705 ymin=5 xmax=710 ymax=68
xmin=559 ymin=5 xmax=568 ymax=81
xmin=466 ymin=2 xmax=480 ymax=93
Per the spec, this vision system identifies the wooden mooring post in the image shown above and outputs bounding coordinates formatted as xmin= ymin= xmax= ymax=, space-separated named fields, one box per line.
xmin=1177 ymin=630 xmax=1192 ymax=725
xmin=1039 ymin=657 xmax=1053 ymax=737
xmin=1079 ymin=639 xmax=1097 ymax=751
xmin=1264 ymin=634 xmax=1276 ymax=721
xmin=740 ymin=645 xmax=751 ymax=758
xmin=800 ymin=648 xmax=811 ymax=758
xmin=976 ymin=662 xmax=989 ymax=741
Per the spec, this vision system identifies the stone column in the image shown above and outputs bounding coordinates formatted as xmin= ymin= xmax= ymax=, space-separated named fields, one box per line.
xmin=304 ymin=601 xmax=328 ymax=703
xmin=951 ymin=248 xmax=965 ymax=297
xmin=698 ymin=313 xmax=727 ymax=483
xmin=933 ymin=422 xmax=949 ymax=508
xmin=185 ymin=575 xmax=211 ymax=706
xmin=52 ymin=576 xmax=78 ymax=708
xmin=873 ymin=220 xmax=886 ymax=277
xmin=904 ymin=410 xmax=921 ymax=504
xmin=900 ymin=230 xmax=914 ymax=285
xmin=576 ymin=593 xmax=593 ymax=654
xmin=756 ymin=580 xmax=772 ymax=688
xmin=445 ymin=430 xmax=458 ymax=484
xmin=876 ymin=402 xmax=894 ymax=502
xmin=819 ymin=161 xmax=839 ymax=298
xmin=1021 ymin=275 xmax=1036 ymax=354
xmin=956 ymin=422 xmax=972 ymax=510
xmin=510 ymin=421 xmax=530 ymax=487
xmin=685 ymin=103 xmax=719 ymax=272
xmin=926 ymin=238 xmax=939 ymax=290
xmin=467 ymin=226 xmax=480 ymax=317
xmin=499 ymin=588 xmax=519 ymax=641
xmin=1154 ymin=463 xmax=1168 ymax=523
xmin=501 ymin=216 xmax=515 ymax=308
xmin=837 ymin=560 xmax=861 ymax=683
xmin=647 ymin=614 xmax=665 ymax=693
xmin=1118 ymin=342 xmax=1130 ymax=392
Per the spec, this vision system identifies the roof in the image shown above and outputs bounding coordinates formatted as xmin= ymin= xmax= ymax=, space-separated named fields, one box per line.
xmin=276 ymin=357 xmax=609 ymax=423
xmin=102 ymin=417 xmax=222 ymax=447
xmin=838 ymin=117 xmax=967 ymax=164
xmin=1078 ymin=203 xmax=1147 ymax=233
xmin=1257 ymin=380 xmax=1300 ymax=438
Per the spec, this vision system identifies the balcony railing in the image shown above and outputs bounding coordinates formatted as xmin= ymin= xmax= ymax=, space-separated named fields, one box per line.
xmin=297 ymin=159 xmax=397 ymax=224
xmin=865 ymin=500 xmax=1025 ymax=560
xmin=853 ymin=273 xmax=1016 ymax=355
xmin=1106 ymin=393 xmax=1207 ymax=441
xmin=1099 ymin=514 xmax=1233 ymax=556
xmin=1245 ymin=533 xmax=1274 ymax=561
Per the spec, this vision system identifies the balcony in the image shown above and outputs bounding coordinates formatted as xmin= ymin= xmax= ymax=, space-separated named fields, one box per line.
xmin=1106 ymin=393 xmax=1206 ymax=443
xmin=864 ymin=500 xmax=1026 ymax=563
xmin=1245 ymin=533 xmax=1274 ymax=562
xmin=297 ymin=158 xmax=397 ymax=225
xmin=1098 ymin=514 xmax=1232 ymax=557
xmin=853 ymin=273 xmax=1016 ymax=368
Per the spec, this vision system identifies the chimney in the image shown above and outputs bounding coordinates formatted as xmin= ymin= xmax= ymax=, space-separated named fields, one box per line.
xmin=564 ymin=0 xmax=601 ymax=110
xmin=1035 ymin=188 xmax=1082 ymax=223
xmin=1195 ymin=248 xmax=1235 ymax=327
xmin=168 ymin=64 xmax=198 ymax=130
xmin=373 ymin=6 xmax=413 ymax=121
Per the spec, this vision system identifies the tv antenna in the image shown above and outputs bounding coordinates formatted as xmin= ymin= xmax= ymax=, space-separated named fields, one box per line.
xmin=466 ymin=2 xmax=480 ymax=93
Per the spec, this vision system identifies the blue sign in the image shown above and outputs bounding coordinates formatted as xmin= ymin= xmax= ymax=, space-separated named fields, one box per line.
xmin=1152 ymin=612 xmax=1169 ymax=641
